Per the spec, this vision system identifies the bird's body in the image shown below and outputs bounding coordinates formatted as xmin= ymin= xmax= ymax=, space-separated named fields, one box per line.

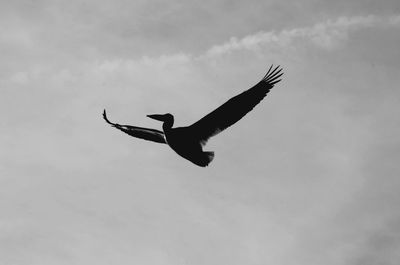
xmin=164 ymin=126 xmax=215 ymax=167
xmin=103 ymin=65 xmax=283 ymax=167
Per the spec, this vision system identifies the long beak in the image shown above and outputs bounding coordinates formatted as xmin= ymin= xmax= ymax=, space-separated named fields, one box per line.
xmin=147 ymin=114 xmax=165 ymax=122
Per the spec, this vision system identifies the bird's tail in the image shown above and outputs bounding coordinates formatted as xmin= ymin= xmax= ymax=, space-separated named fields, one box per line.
xmin=201 ymin=151 xmax=215 ymax=167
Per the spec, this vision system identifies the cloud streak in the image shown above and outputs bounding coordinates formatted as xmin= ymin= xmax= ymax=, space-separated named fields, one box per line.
xmin=6 ymin=13 xmax=400 ymax=89
xmin=204 ymin=14 xmax=400 ymax=56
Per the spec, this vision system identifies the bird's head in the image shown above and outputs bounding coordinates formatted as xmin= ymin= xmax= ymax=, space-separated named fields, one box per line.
xmin=147 ymin=113 xmax=174 ymax=128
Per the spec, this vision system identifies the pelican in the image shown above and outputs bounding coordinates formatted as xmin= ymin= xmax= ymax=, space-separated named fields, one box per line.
xmin=103 ymin=65 xmax=283 ymax=167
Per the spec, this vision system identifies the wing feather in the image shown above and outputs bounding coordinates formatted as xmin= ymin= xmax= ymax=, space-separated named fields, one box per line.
xmin=103 ymin=110 xmax=166 ymax=144
xmin=189 ymin=65 xmax=283 ymax=145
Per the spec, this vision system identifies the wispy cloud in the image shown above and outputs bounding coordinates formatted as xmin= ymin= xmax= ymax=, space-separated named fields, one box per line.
xmin=204 ymin=14 xmax=400 ymax=56
xmin=4 ymin=14 xmax=400 ymax=86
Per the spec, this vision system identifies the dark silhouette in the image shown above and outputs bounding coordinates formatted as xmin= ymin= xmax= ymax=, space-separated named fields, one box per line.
xmin=103 ymin=65 xmax=283 ymax=167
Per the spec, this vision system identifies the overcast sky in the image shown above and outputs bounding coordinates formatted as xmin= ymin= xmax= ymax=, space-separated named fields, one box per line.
xmin=1 ymin=1 xmax=400 ymax=264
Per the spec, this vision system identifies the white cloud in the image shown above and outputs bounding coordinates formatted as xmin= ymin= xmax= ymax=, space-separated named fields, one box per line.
xmin=389 ymin=14 xmax=400 ymax=25
xmin=141 ymin=53 xmax=192 ymax=66
xmin=204 ymin=14 xmax=400 ymax=56
xmin=5 ymin=14 xmax=400 ymax=87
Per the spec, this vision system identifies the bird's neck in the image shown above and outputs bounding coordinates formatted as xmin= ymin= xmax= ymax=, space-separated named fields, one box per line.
xmin=162 ymin=120 xmax=173 ymax=132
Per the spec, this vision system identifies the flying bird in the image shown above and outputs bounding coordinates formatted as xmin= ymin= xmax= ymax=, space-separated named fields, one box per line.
xmin=103 ymin=65 xmax=283 ymax=167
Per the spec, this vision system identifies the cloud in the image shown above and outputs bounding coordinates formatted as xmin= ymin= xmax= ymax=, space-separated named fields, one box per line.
xmin=204 ymin=14 xmax=400 ymax=56
xmin=1 ymin=8 xmax=400 ymax=264
xmin=4 ymin=13 xmax=400 ymax=87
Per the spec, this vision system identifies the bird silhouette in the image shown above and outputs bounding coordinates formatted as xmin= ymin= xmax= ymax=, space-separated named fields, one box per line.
xmin=103 ymin=65 xmax=283 ymax=167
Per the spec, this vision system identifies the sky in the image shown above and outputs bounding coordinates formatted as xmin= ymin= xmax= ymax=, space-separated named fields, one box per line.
xmin=1 ymin=0 xmax=400 ymax=264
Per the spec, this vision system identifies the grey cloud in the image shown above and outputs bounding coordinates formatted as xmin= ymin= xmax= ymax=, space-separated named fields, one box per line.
xmin=1 ymin=1 xmax=400 ymax=264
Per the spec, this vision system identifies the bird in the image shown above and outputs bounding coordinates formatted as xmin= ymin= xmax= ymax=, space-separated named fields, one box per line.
xmin=103 ymin=65 xmax=283 ymax=167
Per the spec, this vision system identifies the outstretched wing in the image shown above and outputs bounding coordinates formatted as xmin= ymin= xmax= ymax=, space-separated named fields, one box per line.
xmin=189 ymin=65 xmax=283 ymax=145
xmin=103 ymin=110 xmax=166 ymax=144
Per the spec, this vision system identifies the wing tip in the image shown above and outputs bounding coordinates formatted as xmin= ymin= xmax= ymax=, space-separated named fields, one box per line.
xmin=102 ymin=108 xmax=116 ymax=126
xmin=262 ymin=64 xmax=284 ymax=86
